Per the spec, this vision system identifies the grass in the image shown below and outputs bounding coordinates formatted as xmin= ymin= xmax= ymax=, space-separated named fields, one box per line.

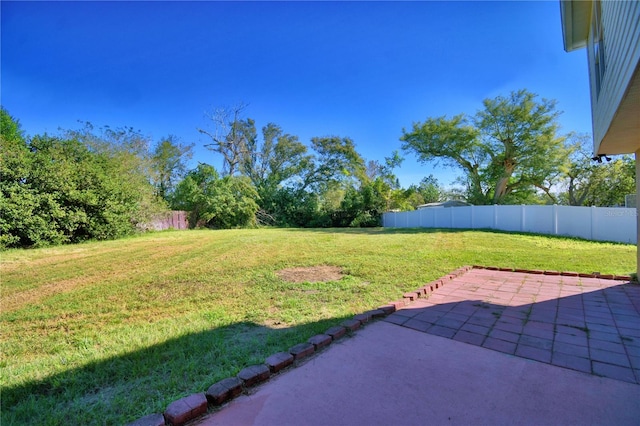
xmin=1 ymin=227 xmax=636 ymax=425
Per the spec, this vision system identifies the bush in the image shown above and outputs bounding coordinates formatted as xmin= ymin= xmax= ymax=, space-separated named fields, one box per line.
xmin=0 ymin=109 xmax=166 ymax=248
xmin=171 ymin=164 xmax=259 ymax=229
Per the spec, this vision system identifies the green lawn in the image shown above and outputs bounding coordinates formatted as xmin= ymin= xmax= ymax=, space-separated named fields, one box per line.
xmin=1 ymin=228 xmax=635 ymax=425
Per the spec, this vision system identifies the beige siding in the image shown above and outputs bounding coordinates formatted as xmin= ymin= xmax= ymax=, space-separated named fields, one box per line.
xmin=588 ymin=0 xmax=640 ymax=154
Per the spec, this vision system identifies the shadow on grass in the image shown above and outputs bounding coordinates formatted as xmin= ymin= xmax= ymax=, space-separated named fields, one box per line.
xmin=1 ymin=316 xmax=351 ymax=425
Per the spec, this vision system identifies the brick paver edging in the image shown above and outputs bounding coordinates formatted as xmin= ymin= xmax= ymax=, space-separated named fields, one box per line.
xmin=126 ymin=265 xmax=634 ymax=425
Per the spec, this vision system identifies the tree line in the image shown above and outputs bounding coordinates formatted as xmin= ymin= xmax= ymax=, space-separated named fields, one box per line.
xmin=0 ymin=106 xmax=440 ymax=248
xmin=0 ymin=89 xmax=634 ymax=249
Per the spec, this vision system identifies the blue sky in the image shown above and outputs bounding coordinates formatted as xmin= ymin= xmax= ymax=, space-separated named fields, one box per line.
xmin=1 ymin=1 xmax=591 ymax=188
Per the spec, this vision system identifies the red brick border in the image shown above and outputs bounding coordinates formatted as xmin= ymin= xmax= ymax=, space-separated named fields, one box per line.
xmin=163 ymin=393 xmax=207 ymax=426
xmin=205 ymin=377 xmax=243 ymax=405
xmin=237 ymin=364 xmax=270 ymax=387
xmin=265 ymin=352 xmax=294 ymax=373
xmin=325 ymin=325 xmax=347 ymax=340
xmin=289 ymin=342 xmax=315 ymax=360
xmin=308 ymin=334 xmax=332 ymax=350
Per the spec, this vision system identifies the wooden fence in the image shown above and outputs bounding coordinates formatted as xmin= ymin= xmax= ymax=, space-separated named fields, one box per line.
xmin=147 ymin=211 xmax=189 ymax=231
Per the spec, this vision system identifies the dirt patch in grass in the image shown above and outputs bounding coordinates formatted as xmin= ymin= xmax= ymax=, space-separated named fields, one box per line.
xmin=276 ymin=266 xmax=344 ymax=283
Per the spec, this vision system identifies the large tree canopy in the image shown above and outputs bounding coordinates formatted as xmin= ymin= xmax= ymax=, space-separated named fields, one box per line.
xmin=401 ymin=89 xmax=570 ymax=204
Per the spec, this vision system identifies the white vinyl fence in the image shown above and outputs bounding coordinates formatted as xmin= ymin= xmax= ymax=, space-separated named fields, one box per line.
xmin=383 ymin=205 xmax=637 ymax=244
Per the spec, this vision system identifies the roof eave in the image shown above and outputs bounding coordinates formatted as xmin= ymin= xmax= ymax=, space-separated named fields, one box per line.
xmin=560 ymin=0 xmax=592 ymax=52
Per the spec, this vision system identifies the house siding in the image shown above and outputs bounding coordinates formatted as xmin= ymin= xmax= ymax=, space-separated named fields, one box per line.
xmin=589 ymin=0 xmax=640 ymax=154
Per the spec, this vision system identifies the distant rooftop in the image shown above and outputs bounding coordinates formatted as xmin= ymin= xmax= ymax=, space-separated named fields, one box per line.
xmin=417 ymin=200 xmax=472 ymax=209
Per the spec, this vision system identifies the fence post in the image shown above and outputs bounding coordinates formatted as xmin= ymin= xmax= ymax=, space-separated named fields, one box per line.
xmin=521 ymin=204 xmax=526 ymax=232
xmin=553 ymin=204 xmax=558 ymax=235
xmin=591 ymin=206 xmax=596 ymax=240
xmin=470 ymin=205 xmax=475 ymax=229
xmin=493 ymin=204 xmax=498 ymax=229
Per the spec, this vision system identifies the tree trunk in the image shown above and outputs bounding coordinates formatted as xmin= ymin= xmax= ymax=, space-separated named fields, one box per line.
xmin=493 ymin=160 xmax=516 ymax=204
xmin=493 ymin=177 xmax=509 ymax=204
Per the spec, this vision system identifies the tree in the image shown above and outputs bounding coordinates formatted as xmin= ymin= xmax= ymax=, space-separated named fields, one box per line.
xmin=151 ymin=135 xmax=194 ymax=200
xmin=392 ymin=175 xmax=445 ymax=211
xmin=198 ymin=104 xmax=252 ymax=176
xmin=170 ymin=164 xmax=259 ymax=229
xmin=415 ymin=175 xmax=444 ymax=204
xmin=260 ymin=187 xmax=322 ymax=227
xmin=236 ymin=122 xmax=318 ymax=226
xmin=1 ymin=106 xmax=25 ymax=143
xmin=239 ymin=122 xmax=313 ymax=197
xmin=561 ymin=133 xmax=635 ymax=206
xmin=401 ymin=89 xmax=570 ymax=205
xmin=237 ymin=126 xmax=369 ymax=227
xmin=586 ymin=156 xmax=635 ymax=206
xmin=333 ymin=182 xmax=386 ymax=227
xmin=360 ymin=151 xmax=407 ymax=212
xmin=62 ymin=123 xmax=166 ymax=226
xmin=0 ymin=108 xmax=42 ymax=248
xmin=305 ymin=136 xmax=367 ymax=191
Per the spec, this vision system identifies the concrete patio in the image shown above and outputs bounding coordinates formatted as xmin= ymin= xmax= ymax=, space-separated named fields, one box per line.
xmin=192 ymin=268 xmax=640 ymax=426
